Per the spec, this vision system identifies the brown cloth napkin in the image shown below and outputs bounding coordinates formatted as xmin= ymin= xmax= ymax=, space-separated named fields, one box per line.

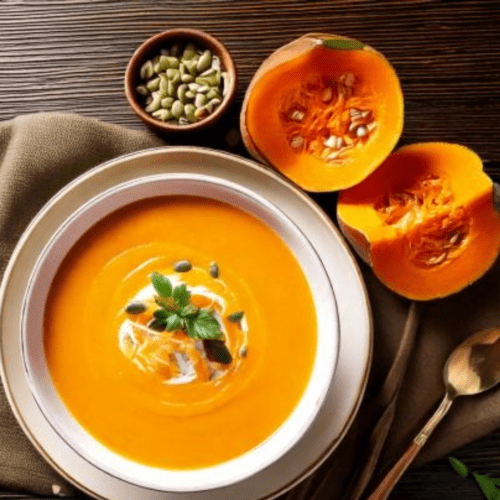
xmin=1 ymin=113 xmax=500 ymax=499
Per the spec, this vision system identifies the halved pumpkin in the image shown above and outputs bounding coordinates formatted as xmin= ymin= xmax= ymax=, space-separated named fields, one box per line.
xmin=337 ymin=143 xmax=500 ymax=300
xmin=240 ymin=33 xmax=404 ymax=192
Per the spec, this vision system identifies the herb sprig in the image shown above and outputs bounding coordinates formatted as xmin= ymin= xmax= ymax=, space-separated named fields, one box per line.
xmin=449 ymin=456 xmax=500 ymax=500
xmin=151 ymin=272 xmax=222 ymax=340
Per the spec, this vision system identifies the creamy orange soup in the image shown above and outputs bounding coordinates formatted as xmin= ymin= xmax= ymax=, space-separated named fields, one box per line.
xmin=44 ymin=196 xmax=317 ymax=469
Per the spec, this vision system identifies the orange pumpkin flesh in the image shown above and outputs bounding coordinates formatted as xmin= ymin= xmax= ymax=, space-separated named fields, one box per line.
xmin=337 ymin=143 xmax=500 ymax=300
xmin=241 ymin=34 xmax=404 ymax=192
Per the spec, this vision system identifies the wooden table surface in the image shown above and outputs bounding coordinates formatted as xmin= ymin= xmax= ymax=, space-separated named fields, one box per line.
xmin=1 ymin=1 xmax=499 ymax=499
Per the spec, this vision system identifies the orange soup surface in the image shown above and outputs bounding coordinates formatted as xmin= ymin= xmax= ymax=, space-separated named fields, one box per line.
xmin=44 ymin=196 xmax=317 ymax=469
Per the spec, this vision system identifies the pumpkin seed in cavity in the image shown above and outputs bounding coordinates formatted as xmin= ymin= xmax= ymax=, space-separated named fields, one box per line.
xmin=228 ymin=311 xmax=244 ymax=323
xmin=209 ymin=262 xmax=219 ymax=278
xmin=125 ymin=301 xmax=147 ymax=314
xmin=174 ymin=260 xmax=192 ymax=272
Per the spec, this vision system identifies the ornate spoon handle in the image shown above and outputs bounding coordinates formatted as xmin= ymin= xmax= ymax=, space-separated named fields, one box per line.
xmin=366 ymin=391 xmax=455 ymax=500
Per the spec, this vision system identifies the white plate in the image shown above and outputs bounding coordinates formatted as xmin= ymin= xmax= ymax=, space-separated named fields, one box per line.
xmin=0 ymin=147 xmax=372 ymax=500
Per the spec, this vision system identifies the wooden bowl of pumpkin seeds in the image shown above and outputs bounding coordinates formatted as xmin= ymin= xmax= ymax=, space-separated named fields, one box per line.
xmin=125 ymin=29 xmax=237 ymax=132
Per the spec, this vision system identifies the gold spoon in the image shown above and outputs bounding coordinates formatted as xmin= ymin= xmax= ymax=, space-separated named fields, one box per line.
xmin=367 ymin=326 xmax=500 ymax=500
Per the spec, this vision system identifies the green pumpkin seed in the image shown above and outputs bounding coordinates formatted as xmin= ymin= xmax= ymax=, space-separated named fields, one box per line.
xmin=200 ymin=68 xmax=216 ymax=78
xmin=194 ymin=93 xmax=208 ymax=108
xmin=185 ymin=90 xmax=196 ymax=100
xmin=145 ymin=94 xmax=161 ymax=113
xmin=170 ymin=42 xmax=183 ymax=58
xmin=206 ymin=88 xmax=220 ymax=100
xmin=221 ymin=72 xmax=229 ymax=96
xmin=212 ymin=55 xmax=221 ymax=71
xmin=146 ymin=77 xmax=160 ymax=92
xmin=156 ymin=55 xmax=170 ymax=72
xmin=147 ymin=318 xmax=166 ymax=332
xmin=165 ymin=56 xmax=180 ymax=69
xmin=171 ymin=100 xmax=184 ymax=118
xmin=125 ymin=301 xmax=147 ymax=314
xmin=184 ymin=59 xmax=198 ymax=76
xmin=136 ymin=85 xmax=149 ymax=96
xmin=204 ymin=102 xmax=214 ymax=114
xmin=182 ymin=43 xmax=198 ymax=61
xmin=203 ymin=339 xmax=232 ymax=364
xmin=177 ymin=83 xmax=188 ymax=103
xmin=158 ymin=75 xmax=168 ymax=96
xmin=181 ymin=74 xmax=194 ymax=83
xmin=185 ymin=103 xmax=196 ymax=122
xmin=174 ymin=260 xmax=192 ymax=272
xmin=188 ymin=82 xmax=200 ymax=91
xmin=167 ymin=79 xmax=176 ymax=97
xmin=161 ymin=96 xmax=174 ymax=109
xmin=228 ymin=311 xmax=244 ymax=323
xmin=209 ymin=98 xmax=222 ymax=108
xmin=209 ymin=262 xmax=219 ymax=278
xmin=152 ymin=109 xmax=173 ymax=121
xmin=140 ymin=60 xmax=154 ymax=80
xmin=178 ymin=117 xmax=190 ymax=125
xmin=145 ymin=95 xmax=153 ymax=105
xmin=196 ymin=84 xmax=210 ymax=93
xmin=197 ymin=50 xmax=212 ymax=73
xmin=166 ymin=68 xmax=177 ymax=79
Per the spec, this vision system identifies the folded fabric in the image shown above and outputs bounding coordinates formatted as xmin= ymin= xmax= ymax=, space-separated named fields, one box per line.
xmin=0 ymin=113 xmax=499 ymax=499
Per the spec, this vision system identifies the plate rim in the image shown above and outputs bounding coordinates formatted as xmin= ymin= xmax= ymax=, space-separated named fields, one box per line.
xmin=0 ymin=145 xmax=373 ymax=500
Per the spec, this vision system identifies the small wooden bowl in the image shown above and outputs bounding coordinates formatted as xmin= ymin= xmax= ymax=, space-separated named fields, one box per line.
xmin=125 ymin=29 xmax=237 ymax=134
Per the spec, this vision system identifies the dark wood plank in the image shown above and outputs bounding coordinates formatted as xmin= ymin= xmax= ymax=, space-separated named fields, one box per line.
xmin=0 ymin=1 xmax=499 ymax=499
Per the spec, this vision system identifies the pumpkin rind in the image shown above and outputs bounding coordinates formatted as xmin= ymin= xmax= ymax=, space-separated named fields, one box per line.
xmin=240 ymin=33 xmax=404 ymax=192
xmin=337 ymin=142 xmax=500 ymax=300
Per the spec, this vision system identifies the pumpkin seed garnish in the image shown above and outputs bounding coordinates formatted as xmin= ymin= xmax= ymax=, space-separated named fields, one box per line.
xmin=147 ymin=317 xmax=167 ymax=332
xmin=125 ymin=301 xmax=147 ymax=314
xmin=203 ymin=339 xmax=232 ymax=364
xmin=209 ymin=261 xmax=219 ymax=278
xmin=173 ymin=260 xmax=192 ymax=272
xmin=228 ymin=311 xmax=244 ymax=323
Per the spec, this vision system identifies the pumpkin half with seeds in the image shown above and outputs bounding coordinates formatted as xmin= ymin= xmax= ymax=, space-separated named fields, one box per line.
xmin=337 ymin=143 xmax=500 ymax=300
xmin=240 ymin=33 xmax=404 ymax=192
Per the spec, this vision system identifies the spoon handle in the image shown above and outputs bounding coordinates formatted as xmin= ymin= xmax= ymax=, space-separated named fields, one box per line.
xmin=366 ymin=391 xmax=454 ymax=500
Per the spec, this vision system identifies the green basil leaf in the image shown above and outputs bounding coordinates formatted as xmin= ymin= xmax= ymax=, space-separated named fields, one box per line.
xmin=173 ymin=284 xmax=190 ymax=308
xmin=449 ymin=457 xmax=468 ymax=478
xmin=473 ymin=473 xmax=500 ymax=500
xmin=166 ymin=313 xmax=184 ymax=331
xmin=153 ymin=308 xmax=170 ymax=319
xmin=186 ymin=311 xmax=222 ymax=339
xmin=322 ymin=38 xmax=365 ymax=51
xmin=151 ymin=272 xmax=172 ymax=298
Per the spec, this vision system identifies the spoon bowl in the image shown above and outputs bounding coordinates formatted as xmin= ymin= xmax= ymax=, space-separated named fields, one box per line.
xmin=445 ymin=327 xmax=500 ymax=397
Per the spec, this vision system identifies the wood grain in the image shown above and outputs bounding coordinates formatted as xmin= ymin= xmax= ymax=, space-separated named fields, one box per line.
xmin=0 ymin=1 xmax=499 ymax=499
